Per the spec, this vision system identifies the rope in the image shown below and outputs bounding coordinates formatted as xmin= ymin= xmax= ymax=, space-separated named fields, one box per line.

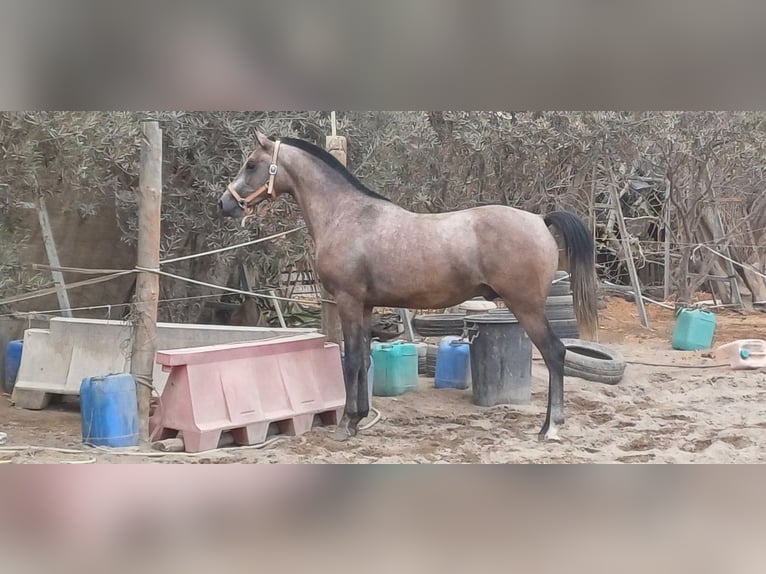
xmin=0 ymin=441 xmax=288 ymax=458
xmin=31 ymin=264 xmax=127 ymax=275
xmin=601 ymin=281 xmax=676 ymax=310
xmin=603 ymin=238 xmax=766 ymax=250
xmin=133 ymin=373 xmax=159 ymax=395
xmin=532 ymin=357 xmax=730 ymax=369
xmin=160 ymin=226 xmax=306 ymax=264
xmin=1 ymin=225 xmax=309 ymax=309
xmin=626 ymin=360 xmax=730 ymax=369
xmin=28 ymin=226 xmax=307 ymax=273
xmin=360 ymin=407 xmax=382 ymax=431
xmin=0 ymin=265 xmax=327 ymax=310
xmin=137 ymin=266 xmax=332 ymax=307
xmin=0 ymin=271 xmax=132 ymax=306
xmin=0 ymin=405 xmax=383 ymax=461
xmin=0 ymin=291 xmax=307 ymax=320
xmin=697 ymin=244 xmax=766 ymax=281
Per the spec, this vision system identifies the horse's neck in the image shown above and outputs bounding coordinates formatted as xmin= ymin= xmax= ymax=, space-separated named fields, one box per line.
xmin=287 ymin=162 xmax=376 ymax=243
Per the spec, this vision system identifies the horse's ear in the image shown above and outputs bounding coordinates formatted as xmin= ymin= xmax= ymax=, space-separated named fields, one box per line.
xmin=254 ymin=130 xmax=272 ymax=149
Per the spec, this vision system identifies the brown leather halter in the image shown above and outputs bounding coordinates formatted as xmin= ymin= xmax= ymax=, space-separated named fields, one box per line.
xmin=227 ymin=139 xmax=282 ymax=226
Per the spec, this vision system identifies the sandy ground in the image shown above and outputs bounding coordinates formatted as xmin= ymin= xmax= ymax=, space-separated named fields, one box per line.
xmin=2 ymin=297 xmax=766 ymax=464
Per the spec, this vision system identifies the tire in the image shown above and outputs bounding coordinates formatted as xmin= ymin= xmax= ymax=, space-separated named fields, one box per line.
xmin=550 ymin=319 xmax=579 ymax=340
xmin=563 ymin=364 xmax=623 ymax=385
xmin=548 ymin=272 xmax=571 ymax=297
xmin=546 ymin=295 xmax=574 ymax=307
xmin=412 ymin=313 xmax=466 ymax=337
xmin=560 ymin=338 xmax=626 ymax=385
xmin=485 ymin=299 xmax=577 ymax=333
xmin=548 ymin=284 xmax=571 ymax=297
xmin=545 ymin=295 xmax=576 ymax=322
xmin=424 ymin=344 xmax=438 ymax=377
xmin=546 ymin=308 xmax=577 ymax=321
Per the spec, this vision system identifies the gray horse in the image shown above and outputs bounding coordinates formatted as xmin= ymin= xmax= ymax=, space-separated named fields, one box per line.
xmin=219 ymin=132 xmax=598 ymax=442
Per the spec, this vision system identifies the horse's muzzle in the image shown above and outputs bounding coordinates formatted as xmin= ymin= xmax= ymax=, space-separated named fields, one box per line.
xmin=218 ymin=190 xmax=243 ymax=219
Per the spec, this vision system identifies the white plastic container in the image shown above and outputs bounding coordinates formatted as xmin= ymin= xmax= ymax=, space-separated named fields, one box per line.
xmin=713 ymin=339 xmax=766 ymax=370
xmin=458 ymin=299 xmax=498 ymax=313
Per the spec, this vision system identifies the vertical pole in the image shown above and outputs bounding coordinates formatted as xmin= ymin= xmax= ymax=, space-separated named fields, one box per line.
xmin=708 ymin=182 xmax=743 ymax=309
xmin=270 ymin=290 xmax=288 ymax=329
xmin=36 ymin=195 xmax=72 ymax=317
xmin=590 ymin=164 xmax=598 ymax=250
xmin=131 ymin=121 xmax=162 ymax=444
xmin=400 ymin=309 xmax=415 ymax=342
xmin=610 ymin=181 xmax=649 ymax=328
xmin=663 ymin=177 xmax=671 ymax=301
xmin=322 ymin=134 xmax=346 ymax=345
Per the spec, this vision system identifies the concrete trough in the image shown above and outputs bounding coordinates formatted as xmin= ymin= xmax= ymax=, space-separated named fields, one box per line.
xmin=11 ymin=317 xmax=315 ymax=410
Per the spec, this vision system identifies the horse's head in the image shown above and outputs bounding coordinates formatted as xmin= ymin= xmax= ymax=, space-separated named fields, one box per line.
xmin=219 ymin=131 xmax=281 ymax=222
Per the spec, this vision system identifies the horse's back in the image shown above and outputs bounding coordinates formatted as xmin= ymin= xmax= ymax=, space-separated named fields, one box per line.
xmin=367 ymin=203 xmax=555 ymax=259
xmin=371 ymin=202 xmax=557 ymax=275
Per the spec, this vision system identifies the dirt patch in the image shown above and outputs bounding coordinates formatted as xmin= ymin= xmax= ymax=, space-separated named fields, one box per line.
xmin=2 ymin=296 xmax=766 ymax=463
xmin=598 ymin=295 xmax=766 ymax=346
xmin=616 ymin=454 xmax=655 ymax=463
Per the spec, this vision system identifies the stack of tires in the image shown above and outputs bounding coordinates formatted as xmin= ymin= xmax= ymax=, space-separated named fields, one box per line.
xmin=411 ymin=313 xmax=466 ymax=338
xmin=545 ymin=271 xmax=580 ymax=340
xmin=410 ymin=270 xmax=580 ymax=344
xmin=424 ymin=344 xmax=438 ymax=377
xmin=484 ymin=271 xmax=580 ymax=339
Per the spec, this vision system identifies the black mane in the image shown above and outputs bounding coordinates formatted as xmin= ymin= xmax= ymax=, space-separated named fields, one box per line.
xmin=280 ymin=137 xmax=392 ymax=203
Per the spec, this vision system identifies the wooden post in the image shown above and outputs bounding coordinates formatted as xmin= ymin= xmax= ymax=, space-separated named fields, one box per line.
xmin=131 ymin=121 xmax=162 ymax=444
xmin=610 ymin=181 xmax=649 ymax=328
xmin=270 ymin=289 xmax=288 ymax=329
xmin=708 ymin=182 xmax=744 ymax=309
xmin=663 ymin=177 xmax=671 ymax=301
xmin=321 ymin=134 xmax=346 ymax=345
xmin=36 ymin=195 xmax=72 ymax=317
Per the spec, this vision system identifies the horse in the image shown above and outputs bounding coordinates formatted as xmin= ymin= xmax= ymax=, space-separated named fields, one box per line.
xmin=219 ymin=132 xmax=599 ymax=442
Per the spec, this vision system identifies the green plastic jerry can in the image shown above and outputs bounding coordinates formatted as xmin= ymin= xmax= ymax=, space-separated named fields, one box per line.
xmin=671 ymin=308 xmax=717 ymax=351
xmin=371 ymin=341 xmax=418 ymax=396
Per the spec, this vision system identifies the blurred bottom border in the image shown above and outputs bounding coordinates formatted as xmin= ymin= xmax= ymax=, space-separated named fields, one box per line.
xmin=0 ymin=464 xmax=764 ymax=573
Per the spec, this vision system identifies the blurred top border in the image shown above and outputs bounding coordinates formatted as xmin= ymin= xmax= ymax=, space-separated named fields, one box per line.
xmin=1 ymin=0 xmax=766 ymax=110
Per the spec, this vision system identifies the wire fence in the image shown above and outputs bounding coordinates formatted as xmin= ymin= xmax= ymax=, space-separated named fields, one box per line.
xmin=4 ymin=217 xmax=766 ymax=319
xmin=0 ymin=225 xmax=327 ymax=319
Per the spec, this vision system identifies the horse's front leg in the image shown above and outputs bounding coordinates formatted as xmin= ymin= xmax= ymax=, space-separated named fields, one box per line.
xmin=331 ymin=295 xmax=368 ymax=442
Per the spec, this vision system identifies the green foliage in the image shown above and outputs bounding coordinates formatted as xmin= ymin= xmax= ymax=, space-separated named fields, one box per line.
xmin=0 ymin=111 xmax=141 ymax=302
xmin=3 ymin=110 xmax=766 ymax=319
xmin=142 ymin=112 xmax=330 ymax=321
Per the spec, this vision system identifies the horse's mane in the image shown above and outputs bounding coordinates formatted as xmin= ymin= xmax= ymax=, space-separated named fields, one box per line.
xmin=280 ymin=137 xmax=392 ymax=203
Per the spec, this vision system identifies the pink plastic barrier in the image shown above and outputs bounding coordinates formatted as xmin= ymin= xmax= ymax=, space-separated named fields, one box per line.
xmin=148 ymin=333 xmax=345 ymax=452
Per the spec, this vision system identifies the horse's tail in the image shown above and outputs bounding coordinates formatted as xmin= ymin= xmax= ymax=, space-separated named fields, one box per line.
xmin=544 ymin=211 xmax=599 ymax=340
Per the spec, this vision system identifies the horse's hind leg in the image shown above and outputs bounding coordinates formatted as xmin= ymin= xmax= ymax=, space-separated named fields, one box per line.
xmin=362 ymin=307 xmax=373 ymax=376
xmin=331 ymin=294 xmax=370 ymax=442
xmin=504 ymin=299 xmax=566 ymax=441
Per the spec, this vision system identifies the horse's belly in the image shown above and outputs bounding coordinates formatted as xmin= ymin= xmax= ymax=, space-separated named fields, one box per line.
xmin=374 ymin=291 xmax=482 ymax=310
xmin=366 ymin=263 xmax=483 ymax=308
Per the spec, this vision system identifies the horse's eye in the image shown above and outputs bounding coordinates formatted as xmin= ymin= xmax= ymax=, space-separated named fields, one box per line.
xmin=246 ymin=161 xmax=256 ymax=171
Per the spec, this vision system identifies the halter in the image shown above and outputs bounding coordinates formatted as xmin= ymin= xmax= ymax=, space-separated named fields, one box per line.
xmin=227 ymin=139 xmax=282 ymax=227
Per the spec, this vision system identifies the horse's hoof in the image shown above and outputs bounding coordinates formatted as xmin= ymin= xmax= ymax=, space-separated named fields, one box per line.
xmin=538 ymin=433 xmax=563 ymax=443
xmin=330 ymin=426 xmax=357 ymax=442
xmin=538 ymin=423 xmax=563 ymax=442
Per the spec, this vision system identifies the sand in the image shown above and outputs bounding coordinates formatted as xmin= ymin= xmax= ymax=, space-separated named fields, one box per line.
xmin=2 ymin=297 xmax=766 ymax=464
